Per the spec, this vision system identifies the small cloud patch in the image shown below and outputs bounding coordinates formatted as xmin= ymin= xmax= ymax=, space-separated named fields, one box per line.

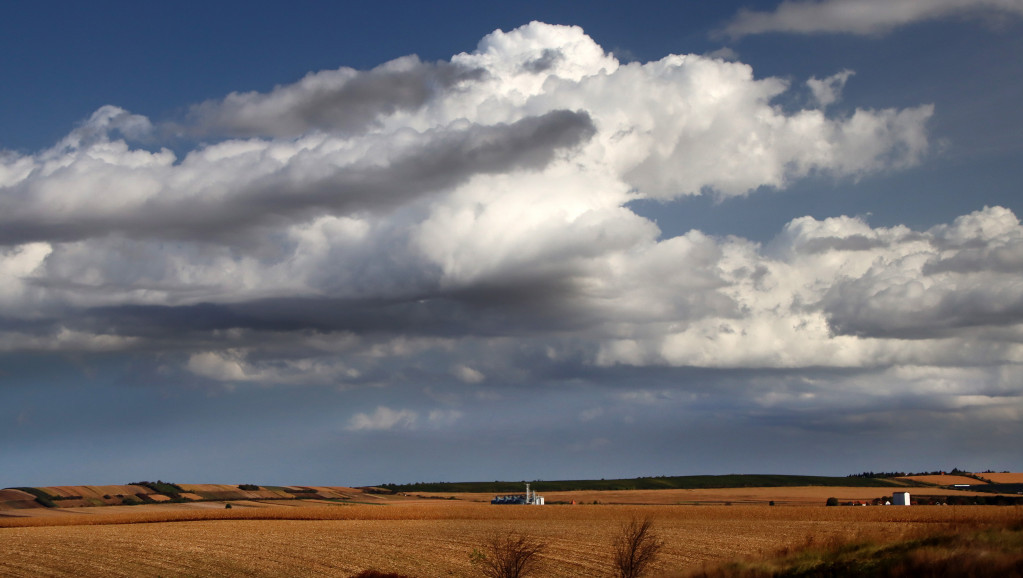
xmin=346 ymin=406 xmax=418 ymax=431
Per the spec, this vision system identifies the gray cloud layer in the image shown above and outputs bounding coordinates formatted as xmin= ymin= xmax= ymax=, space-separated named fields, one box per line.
xmin=186 ymin=57 xmax=486 ymax=139
xmin=721 ymin=0 xmax=1023 ymax=38
xmin=0 ymin=108 xmax=594 ymax=246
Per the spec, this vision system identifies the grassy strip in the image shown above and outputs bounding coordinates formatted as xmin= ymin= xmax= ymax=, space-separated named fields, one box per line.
xmin=130 ymin=481 xmax=184 ymax=495
xmin=380 ymin=475 xmax=904 ymax=493
xmin=10 ymin=487 xmax=57 ymax=508
xmin=686 ymin=521 xmax=1023 ymax=577
xmin=966 ymin=483 xmax=1023 ymax=495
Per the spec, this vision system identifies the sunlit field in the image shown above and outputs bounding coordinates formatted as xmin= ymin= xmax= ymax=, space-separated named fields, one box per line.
xmin=3 ymin=497 xmax=1021 ymax=577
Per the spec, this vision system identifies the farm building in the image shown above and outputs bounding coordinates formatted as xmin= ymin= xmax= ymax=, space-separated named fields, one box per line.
xmin=491 ymin=483 xmax=544 ymax=505
xmin=892 ymin=492 xmax=911 ymax=506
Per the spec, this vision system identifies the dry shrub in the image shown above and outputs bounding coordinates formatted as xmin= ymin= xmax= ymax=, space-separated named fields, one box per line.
xmin=470 ymin=532 xmax=546 ymax=578
xmin=612 ymin=516 xmax=663 ymax=578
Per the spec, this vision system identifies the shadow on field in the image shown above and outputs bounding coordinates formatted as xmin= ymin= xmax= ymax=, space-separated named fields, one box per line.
xmin=677 ymin=518 xmax=1023 ymax=578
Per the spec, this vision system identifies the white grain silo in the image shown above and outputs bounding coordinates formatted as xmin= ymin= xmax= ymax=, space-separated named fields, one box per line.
xmin=892 ymin=492 xmax=910 ymax=506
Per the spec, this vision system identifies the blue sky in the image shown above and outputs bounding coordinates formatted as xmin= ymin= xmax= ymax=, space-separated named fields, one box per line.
xmin=2 ymin=0 xmax=1022 ymax=487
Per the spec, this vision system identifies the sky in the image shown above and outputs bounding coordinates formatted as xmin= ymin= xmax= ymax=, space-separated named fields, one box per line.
xmin=2 ymin=0 xmax=1022 ymax=488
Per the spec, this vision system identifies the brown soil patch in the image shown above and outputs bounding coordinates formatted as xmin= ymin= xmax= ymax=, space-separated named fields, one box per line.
xmin=0 ymin=490 xmax=40 ymax=511
xmin=39 ymin=485 xmax=154 ymax=499
xmin=178 ymin=484 xmax=288 ymax=500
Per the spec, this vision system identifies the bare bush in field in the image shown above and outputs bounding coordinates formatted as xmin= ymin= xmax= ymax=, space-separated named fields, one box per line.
xmin=470 ymin=532 xmax=546 ymax=578
xmin=612 ymin=517 xmax=663 ymax=578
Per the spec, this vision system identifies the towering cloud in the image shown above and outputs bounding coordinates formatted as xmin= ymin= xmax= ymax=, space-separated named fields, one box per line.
xmin=4 ymin=20 xmax=1015 ymax=419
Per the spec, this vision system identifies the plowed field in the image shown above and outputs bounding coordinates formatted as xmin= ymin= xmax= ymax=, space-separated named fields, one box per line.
xmin=2 ymin=501 xmax=1018 ymax=577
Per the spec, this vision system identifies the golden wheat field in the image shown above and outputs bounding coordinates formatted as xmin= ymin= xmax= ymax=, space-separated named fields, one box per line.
xmin=897 ymin=474 xmax=985 ymax=486
xmin=982 ymin=472 xmax=1023 ymax=484
xmin=3 ymin=498 xmax=1021 ymax=577
xmin=898 ymin=472 xmax=1023 ymax=486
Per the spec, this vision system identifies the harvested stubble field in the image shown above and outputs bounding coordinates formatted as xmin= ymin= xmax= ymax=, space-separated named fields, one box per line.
xmin=897 ymin=474 xmax=986 ymax=486
xmin=982 ymin=472 xmax=1023 ymax=484
xmin=2 ymin=500 xmax=1020 ymax=577
xmin=896 ymin=473 xmax=1023 ymax=486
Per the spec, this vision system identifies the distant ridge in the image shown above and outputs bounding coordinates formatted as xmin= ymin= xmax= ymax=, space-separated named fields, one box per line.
xmin=6 ymin=474 xmax=1022 ymax=512
xmin=378 ymin=474 xmax=907 ymax=493
xmin=0 ymin=483 xmax=368 ymax=511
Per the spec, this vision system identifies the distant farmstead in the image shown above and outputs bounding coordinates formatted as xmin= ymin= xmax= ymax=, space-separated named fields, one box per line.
xmin=491 ymin=483 xmax=544 ymax=505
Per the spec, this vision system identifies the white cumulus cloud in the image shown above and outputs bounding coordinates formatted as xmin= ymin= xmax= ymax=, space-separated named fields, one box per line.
xmin=452 ymin=364 xmax=486 ymax=384
xmin=807 ymin=69 xmax=855 ymax=108
xmin=0 ymin=22 xmax=936 ymax=357
xmin=5 ymin=20 xmax=1008 ymax=423
xmin=595 ymin=206 xmax=1023 ymax=371
xmin=346 ymin=406 xmax=418 ymax=431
